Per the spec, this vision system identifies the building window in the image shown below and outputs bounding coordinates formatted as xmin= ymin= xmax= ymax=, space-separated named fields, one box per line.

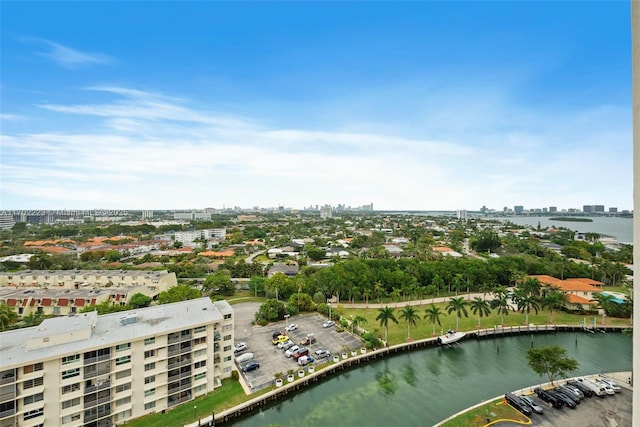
xmin=223 ymin=366 xmax=232 ymax=373
xmin=23 ymin=363 xmax=43 ymax=374
xmin=62 ymin=354 xmax=80 ymax=365
xmin=144 ymin=362 xmax=155 ymax=371
xmin=23 ymin=408 xmax=44 ymax=421
xmin=224 ymin=313 xmax=232 ymax=319
xmin=222 ymin=324 xmax=232 ymax=332
xmin=144 ymin=388 xmax=155 ymax=397
xmin=144 ymin=349 xmax=155 ymax=359
xmin=144 ymin=375 xmax=155 ymax=384
xmin=223 ymin=335 xmax=231 ymax=341
xmin=116 ymin=396 xmax=131 ymax=407
xmin=144 ymin=337 xmax=156 ymax=345
xmin=194 ymin=325 xmax=206 ymax=333
xmin=223 ymin=356 xmax=231 ymax=362
xmin=62 ymin=397 xmax=80 ymax=409
xmin=194 ymin=360 xmax=206 ymax=369
xmin=194 ymin=349 xmax=206 ymax=358
xmin=61 ymin=383 xmax=80 ymax=394
xmin=115 ymin=369 xmax=131 ymax=380
xmin=115 ymin=409 xmax=132 ymax=421
xmin=62 ymin=413 xmax=81 ymax=424
xmin=115 ymin=383 xmax=131 ymax=393
xmin=194 ymin=372 xmax=206 ymax=380
xmin=23 ymin=377 xmax=44 ymax=389
xmin=61 ymin=368 xmax=80 ymax=380
xmin=115 ymin=356 xmax=131 ymax=366
xmin=23 ymin=393 xmax=43 ymax=405
xmin=116 ymin=343 xmax=131 ymax=352
xmin=144 ymin=401 xmax=156 ymax=410
xmin=223 ymin=345 xmax=232 ymax=352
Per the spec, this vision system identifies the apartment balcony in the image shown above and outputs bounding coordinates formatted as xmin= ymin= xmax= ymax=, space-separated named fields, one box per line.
xmin=85 ymin=379 xmax=111 ymax=394
xmin=167 ymin=382 xmax=192 ymax=395
xmin=83 ymin=353 xmax=111 ymax=366
xmin=0 ymin=407 xmax=16 ymax=419
xmin=83 ymin=395 xmax=111 ymax=410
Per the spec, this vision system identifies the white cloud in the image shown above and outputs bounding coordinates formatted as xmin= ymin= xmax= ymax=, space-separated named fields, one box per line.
xmin=1 ymin=86 xmax=632 ymax=210
xmin=30 ymin=38 xmax=113 ymax=68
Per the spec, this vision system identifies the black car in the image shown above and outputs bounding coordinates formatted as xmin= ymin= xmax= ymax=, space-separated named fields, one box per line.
xmin=567 ymin=380 xmax=594 ymax=397
xmin=241 ymin=361 xmax=260 ymax=372
xmin=549 ymin=389 xmax=577 ymax=408
xmin=272 ymin=331 xmax=284 ymax=339
xmin=534 ymin=387 xmax=563 ymax=408
xmin=504 ymin=393 xmax=532 ymax=416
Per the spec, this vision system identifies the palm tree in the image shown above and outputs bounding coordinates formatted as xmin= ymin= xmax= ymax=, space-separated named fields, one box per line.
xmin=362 ymin=288 xmax=372 ymax=307
xmin=490 ymin=287 xmax=511 ymax=326
xmin=21 ymin=311 xmax=44 ymax=327
xmin=514 ymin=288 xmax=540 ymax=325
xmin=376 ymin=306 xmax=398 ymax=345
xmin=352 ymin=315 xmax=368 ymax=333
xmin=390 ymin=288 xmax=402 ymax=307
xmin=520 ymin=277 xmax=541 ymax=297
xmin=373 ymin=282 xmax=384 ymax=303
xmin=541 ymin=288 xmax=568 ymax=323
xmin=591 ymin=292 xmax=616 ymax=325
xmin=469 ymin=297 xmax=491 ymax=328
xmin=446 ymin=297 xmax=469 ymax=330
xmin=424 ymin=304 xmax=443 ymax=336
xmin=399 ymin=306 xmax=420 ymax=340
xmin=0 ymin=303 xmax=18 ymax=331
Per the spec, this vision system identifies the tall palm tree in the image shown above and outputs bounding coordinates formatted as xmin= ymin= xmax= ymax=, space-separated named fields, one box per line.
xmin=469 ymin=297 xmax=491 ymax=328
xmin=352 ymin=315 xmax=368 ymax=333
xmin=591 ymin=292 xmax=616 ymax=325
xmin=362 ymin=289 xmax=372 ymax=307
xmin=21 ymin=311 xmax=44 ymax=327
xmin=399 ymin=306 xmax=420 ymax=340
xmin=0 ymin=303 xmax=18 ymax=331
xmin=520 ymin=277 xmax=541 ymax=297
xmin=541 ymin=288 xmax=568 ymax=323
xmin=390 ymin=288 xmax=402 ymax=307
xmin=373 ymin=282 xmax=385 ymax=303
xmin=424 ymin=304 xmax=443 ymax=336
xmin=490 ymin=287 xmax=511 ymax=326
xmin=514 ymin=288 xmax=540 ymax=325
xmin=376 ymin=306 xmax=398 ymax=345
xmin=446 ymin=297 xmax=469 ymax=330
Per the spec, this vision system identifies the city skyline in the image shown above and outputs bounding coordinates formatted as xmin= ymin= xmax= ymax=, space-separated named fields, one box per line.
xmin=1 ymin=2 xmax=632 ymax=211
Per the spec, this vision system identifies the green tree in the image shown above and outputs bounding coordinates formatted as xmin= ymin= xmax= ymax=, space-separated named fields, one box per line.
xmin=526 ymin=345 xmax=579 ymax=386
xmin=446 ymin=297 xmax=469 ymax=330
xmin=541 ymin=288 xmax=568 ymax=323
xmin=399 ymin=306 xmax=420 ymax=340
xmin=204 ymin=270 xmax=234 ymax=295
xmin=591 ymin=292 xmax=617 ymax=324
xmin=490 ymin=287 xmax=511 ymax=325
xmin=352 ymin=315 xmax=368 ymax=333
xmin=20 ymin=311 xmax=44 ymax=327
xmin=0 ymin=303 xmax=18 ymax=331
xmin=287 ymin=292 xmax=315 ymax=312
xmin=514 ymin=288 xmax=540 ymax=325
xmin=129 ymin=293 xmax=152 ymax=308
xmin=376 ymin=306 xmax=398 ymax=345
xmin=469 ymin=297 xmax=491 ymax=328
xmin=424 ymin=304 xmax=443 ymax=336
xmin=158 ymin=285 xmax=201 ymax=304
xmin=255 ymin=299 xmax=286 ymax=324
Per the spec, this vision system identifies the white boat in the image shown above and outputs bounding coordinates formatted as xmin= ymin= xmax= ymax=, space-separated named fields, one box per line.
xmin=437 ymin=330 xmax=466 ymax=345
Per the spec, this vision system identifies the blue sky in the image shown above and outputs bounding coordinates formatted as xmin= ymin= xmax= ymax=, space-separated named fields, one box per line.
xmin=1 ymin=1 xmax=632 ymax=211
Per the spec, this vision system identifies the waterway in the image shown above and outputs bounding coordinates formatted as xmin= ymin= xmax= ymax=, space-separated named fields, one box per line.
xmin=233 ymin=332 xmax=631 ymax=427
xmin=497 ymin=216 xmax=633 ymax=244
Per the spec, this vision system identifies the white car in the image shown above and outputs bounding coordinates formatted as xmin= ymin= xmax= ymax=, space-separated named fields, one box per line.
xmin=285 ymin=345 xmax=300 ymax=358
xmin=234 ymin=342 xmax=247 ymax=353
xmin=277 ymin=339 xmax=294 ymax=349
xmin=285 ymin=323 xmax=298 ymax=332
xmin=597 ymin=377 xmax=622 ymax=392
xmin=322 ymin=320 xmax=335 ymax=328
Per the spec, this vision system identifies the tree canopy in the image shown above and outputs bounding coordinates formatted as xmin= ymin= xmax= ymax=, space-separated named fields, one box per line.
xmin=526 ymin=345 xmax=579 ymax=385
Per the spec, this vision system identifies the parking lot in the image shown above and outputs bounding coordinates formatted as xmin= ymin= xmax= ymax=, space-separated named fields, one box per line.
xmin=233 ymin=302 xmax=363 ymax=391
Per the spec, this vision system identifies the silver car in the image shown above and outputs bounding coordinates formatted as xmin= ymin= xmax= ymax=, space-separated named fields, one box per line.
xmin=520 ymin=395 xmax=544 ymax=414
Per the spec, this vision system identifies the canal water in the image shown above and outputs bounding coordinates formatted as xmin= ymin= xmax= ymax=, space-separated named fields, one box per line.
xmin=232 ymin=332 xmax=632 ymax=426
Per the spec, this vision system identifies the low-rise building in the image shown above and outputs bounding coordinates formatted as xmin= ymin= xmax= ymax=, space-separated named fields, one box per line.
xmin=0 ymin=298 xmax=234 ymax=427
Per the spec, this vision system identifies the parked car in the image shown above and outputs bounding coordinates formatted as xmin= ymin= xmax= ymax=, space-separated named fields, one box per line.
xmin=314 ymin=349 xmax=331 ymax=359
xmin=277 ymin=339 xmax=294 ymax=349
xmin=566 ymin=380 xmax=594 ymax=397
xmin=322 ymin=320 xmax=336 ymax=328
xmin=285 ymin=323 xmax=298 ymax=332
xmin=575 ymin=377 xmax=607 ymax=397
xmin=520 ymin=395 xmax=544 ymax=414
xmin=562 ymin=383 xmax=585 ymax=399
xmin=504 ymin=393 xmax=532 ymax=416
xmin=241 ymin=361 xmax=260 ymax=373
xmin=293 ymin=347 xmax=309 ymax=360
xmin=549 ymin=389 xmax=577 ymax=408
xmin=234 ymin=342 xmax=247 ymax=353
xmin=597 ymin=377 xmax=622 ymax=392
xmin=298 ymin=355 xmax=315 ymax=366
xmin=235 ymin=352 xmax=254 ymax=364
xmin=272 ymin=331 xmax=284 ymax=339
xmin=557 ymin=385 xmax=582 ymax=402
xmin=299 ymin=333 xmax=317 ymax=346
xmin=534 ymin=387 xmax=563 ymax=408
xmin=281 ymin=342 xmax=296 ymax=351
xmin=285 ymin=345 xmax=300 ymax=358
xmin=272 ymin=335 xmax=290 ymax=345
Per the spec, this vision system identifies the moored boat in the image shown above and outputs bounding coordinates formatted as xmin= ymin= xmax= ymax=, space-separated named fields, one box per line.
xmin=437 ymin=330 xmax=466 ymax=345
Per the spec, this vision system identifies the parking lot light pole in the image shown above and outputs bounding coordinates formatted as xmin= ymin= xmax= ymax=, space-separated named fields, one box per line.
xmin=284 ymin=314 xmax=290 ymax=329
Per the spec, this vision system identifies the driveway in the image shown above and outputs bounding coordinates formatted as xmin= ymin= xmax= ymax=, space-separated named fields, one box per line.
xmin=232 ymin=302 xmax=363 ymax=391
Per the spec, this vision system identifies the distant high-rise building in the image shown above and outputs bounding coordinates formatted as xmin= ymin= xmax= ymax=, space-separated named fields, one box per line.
xmin=594 ymin=205 xmax=605 ymax=213
xmin=0 ymin=215 xmax=15 ymax=230
xmin=514 ymin=205 xmax=524 ymax=215
xmin=609 ymin=207 xmax=618 ymax=213
xmin=542 ymin=207 xmax=548 ymax=213
xmin=456 ymin=210 xmax=467 ymax=220
xmin=583 ymin=205 xmax=593 ymax=213
xmin=320 ymin=205 xmax=332 ymax=219
xmin=549 ymin=206 xmax=557 ymax=213
xmin=141 ymin=210 xmax=154 ymax=219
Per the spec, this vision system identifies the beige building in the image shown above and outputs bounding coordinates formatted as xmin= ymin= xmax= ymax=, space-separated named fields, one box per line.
xmin=0 ymin=298 xmax=234 ymax=427
xmin=0 ymin=270 xmax=178 ymax=317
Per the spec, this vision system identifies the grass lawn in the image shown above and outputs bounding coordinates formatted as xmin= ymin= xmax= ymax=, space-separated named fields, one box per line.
xmin=123 ymin=379 xmax=272 ymax=427
xmin=440 ymin=398 xmax=530 ymax=427
xmin=335 ymin=302 xmax=631 ymax=346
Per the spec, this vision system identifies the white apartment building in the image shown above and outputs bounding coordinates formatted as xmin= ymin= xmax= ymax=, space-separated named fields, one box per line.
xmin=0 ymin=298 xmax=234 ymax=427
xmin=174 ymin=229 xmax=226 ymax=246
